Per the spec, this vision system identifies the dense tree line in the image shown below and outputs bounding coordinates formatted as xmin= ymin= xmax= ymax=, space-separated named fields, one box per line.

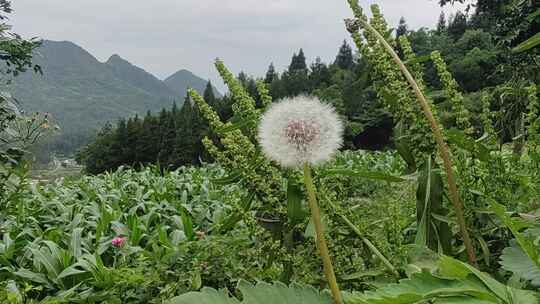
xmin=77 ymin=83 xmax=211 ymax=174
xmin=79 ymin=2 xmax=539 ymax=173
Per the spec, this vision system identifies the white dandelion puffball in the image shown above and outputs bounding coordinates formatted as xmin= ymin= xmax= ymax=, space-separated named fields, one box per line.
xmin=258 ymin=95 xmax=344 ymax=168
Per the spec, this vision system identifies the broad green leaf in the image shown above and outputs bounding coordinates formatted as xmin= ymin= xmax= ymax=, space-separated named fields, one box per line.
xmin=324 ymin=168 xmax=406 ymax=183
xmin=219 ymin=192 xmax=255 ymax=233
xmin=191 ymin=271 xmax=202 ymax=290
xmin=500 ymin=243 xmax=540 ymax=286
xmin=287 ymin=177 xmax=306 ymax=225
xmin=341 ymin=269 xmax=384 ymax=281
xmin=168 ymin=287 xmax=239 ymax=304
xmin=167 ymin=280 xmax=332 ymax=304
xmin=57 ymin=264 xmax=87 ymax=280
xmin=211 ymin=170 xmax=243 ymax=185
xmin=415 ymin=158 xmax=450 ymax=254
xmin=30 ymin=246 xmax=60 ymax=279
xmin=345 ymin=270 xmax=498 ymax=304
xmin=158 ymin=225 xmax=173 ymax=248
xmin=305 ymin=213 xmax=329 ymax=240
xmin=394 ymin=140 xmax=416 ymax=174
xmin=512 ymin=32 xmax=540 ymax=53
xmin=346 ymin=256 xmax=538 ymax=304
xmin=70 ymin=227 xmax=83 ymax=258
xmin=491 ymin=201 xmax=540 ymax=270
xmin=446 ymin=129 xmax=492 ymax=162
xmin=13 ymin=269 xmax=51 ymax=287
xmin=180 ymin=207 xmax=195 ymax=241
xmin=527 ymin=8 xmax=540 ymax=21
xmin=476 ymin=236 xmax=491 ymax=267
xmin=405 ymin=54 xmax=431 ymax=65
xmin=437 ymin=256 xmax=538 ymax=303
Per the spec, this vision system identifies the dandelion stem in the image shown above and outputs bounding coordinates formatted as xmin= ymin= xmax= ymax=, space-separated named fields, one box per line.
xmin=354 ymin=17 xmax=477 ymax=266
xmin=303 ymin=163 xmax=342 ymax=304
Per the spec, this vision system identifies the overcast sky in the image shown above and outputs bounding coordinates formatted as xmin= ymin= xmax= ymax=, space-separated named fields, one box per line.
xmin=10 ymin=0 xmax=468 ymax=92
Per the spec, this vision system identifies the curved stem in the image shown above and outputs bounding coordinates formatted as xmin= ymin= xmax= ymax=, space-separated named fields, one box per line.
xmin=303 ymin=163 xmax=342 ymax=304
xmin=355 ymin=18 xmax=477 ymax=266
xmin=339 ymin=212 xmax=399 ymax=277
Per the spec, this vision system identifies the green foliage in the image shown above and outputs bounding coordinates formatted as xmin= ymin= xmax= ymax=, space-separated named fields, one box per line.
xmin=415 ymin=158 xmax=451 ymax=254
xmin=168 ymin=280 xmax=333 ymax=304
xmin=500 ymin=243 xmax=540 ymax=287
xmin=189 ymin=60 xmax=284 ymax=212
xmin=0 ymin=2 xmax=41 ymax=78
xmin=335 ymin=40 xmax=355 ymax=70
xmin=431 ymin=51 xmax=472 ymax=133
xmin=9 ymin=41 xmax=218 ymax=157
xmin=0 ymin=164 xmax=279 ymax=303
xmin=347 ymin=2 xmax=436 ymax=161
xmin=513 ymin=31 xmax=540 ymax=53
xmin=345 ymin=255 xmax=538 ymax=303
xmin=77 ymin=92 xmax=209 ymax=174
xmin=492 ymin=202 xmax=540 ymax=288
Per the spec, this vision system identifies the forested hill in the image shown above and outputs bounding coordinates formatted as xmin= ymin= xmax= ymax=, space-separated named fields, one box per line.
xmin=79 ymin=4 xmax=539 ymax=173
xmin=7 ymin=40 xmax=219 ymax=156
xmin=165 ymin=69 xmax=221 ymax=99
xmin=105 ymin=54 xmax=175 ymax=98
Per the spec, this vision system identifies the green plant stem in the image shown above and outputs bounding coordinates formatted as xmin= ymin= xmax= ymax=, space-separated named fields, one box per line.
xmin=303 ymin=163 xmax=342 ymax=304
xmin=355 ymin=18 xmax=477 ymax=267
xmin=339 ymin=212 xmax=399 ymax=277
xmin=322 ymin=194 xmax=399 ymax=277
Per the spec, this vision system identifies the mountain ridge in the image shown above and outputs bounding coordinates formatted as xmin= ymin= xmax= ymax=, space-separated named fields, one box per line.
xmin=164 ymin=69 xmax=221 ymax=99
xmin=105 ymin=54 xmax=176 ymax=98
xmin=9 ymin=39 xmax=220 ymax=154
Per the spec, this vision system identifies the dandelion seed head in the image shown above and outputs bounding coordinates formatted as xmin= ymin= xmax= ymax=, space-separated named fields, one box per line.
xmin=258 ymin=95 xmax=343 ymax=167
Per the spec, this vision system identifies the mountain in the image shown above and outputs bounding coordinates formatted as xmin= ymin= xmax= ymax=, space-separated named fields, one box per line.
xmin=7 ymin=40 xmax=219 ymax=155
xmin=105 ymin=54 xmax=175 ymax=98
xmin=164 ymin=69 xmax=221 ymax=99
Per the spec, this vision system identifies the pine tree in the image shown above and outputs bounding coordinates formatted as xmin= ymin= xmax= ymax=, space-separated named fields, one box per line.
xmin=203 ymin=81 xmax=216 ymax=107
xmin=448 ymin=11 xmax=468 ymax=39
xmin=137 ymin=111 xmax=159 ymax=165
xmin=238 ymin=72 xmax=249 ymax=88
xmin=264 ymin=63 xmax=278 ymax=84
xmin=191 ymin=96 xmax=209 ymax=164
xmin=334 ymin=40 xmax=354 ymax=70
xmin=173 ymin=95 xmax=195 ymax=166
xmin=289 ymin=49 xmax=307 ymax=72
xmin=396 ymin=16 xmax=408 ymax=38
xmin=125 ymin=115 xmax=141 ymax=165
xmin=217 ymin=94 xmax=233 ymax=121
xmin=246 ymin=77 xmax=261 ymax=106
xmin=157 ymin=108 xmax=176 ymax=167
xmin=283 ymin=49 xmax=309 ymax=96
xmin=437 ymin=12 xmax=447 ymax=33
xmin=310 ymin=57 xmax=331 ymax=88
xmin=114 ymin=119 xmax=129 ymax=167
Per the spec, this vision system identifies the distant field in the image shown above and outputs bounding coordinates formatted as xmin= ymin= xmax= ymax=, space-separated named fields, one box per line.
xmin=30 ymin=163 xmax=83 ymax=183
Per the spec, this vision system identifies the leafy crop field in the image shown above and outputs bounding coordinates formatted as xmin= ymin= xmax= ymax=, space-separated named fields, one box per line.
xmin=0 ymin=152 xmax=407 ymax=303
xmin=2 ymin=147 xmax=540 ymax=303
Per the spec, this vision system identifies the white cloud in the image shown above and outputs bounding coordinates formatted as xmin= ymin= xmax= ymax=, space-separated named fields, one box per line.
xmin=10 ymin=0 xmax=469 ymax=92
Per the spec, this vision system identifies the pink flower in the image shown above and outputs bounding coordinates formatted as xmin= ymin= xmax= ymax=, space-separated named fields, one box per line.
xmin=111 ymin=236 xmax=126 ymax=248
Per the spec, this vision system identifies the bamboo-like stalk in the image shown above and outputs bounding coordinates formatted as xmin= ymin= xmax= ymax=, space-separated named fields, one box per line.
xmin=352 ymin=18 xmax=477 ymax=266
xmin=303 ymin=163 xmax=343 ymax=304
